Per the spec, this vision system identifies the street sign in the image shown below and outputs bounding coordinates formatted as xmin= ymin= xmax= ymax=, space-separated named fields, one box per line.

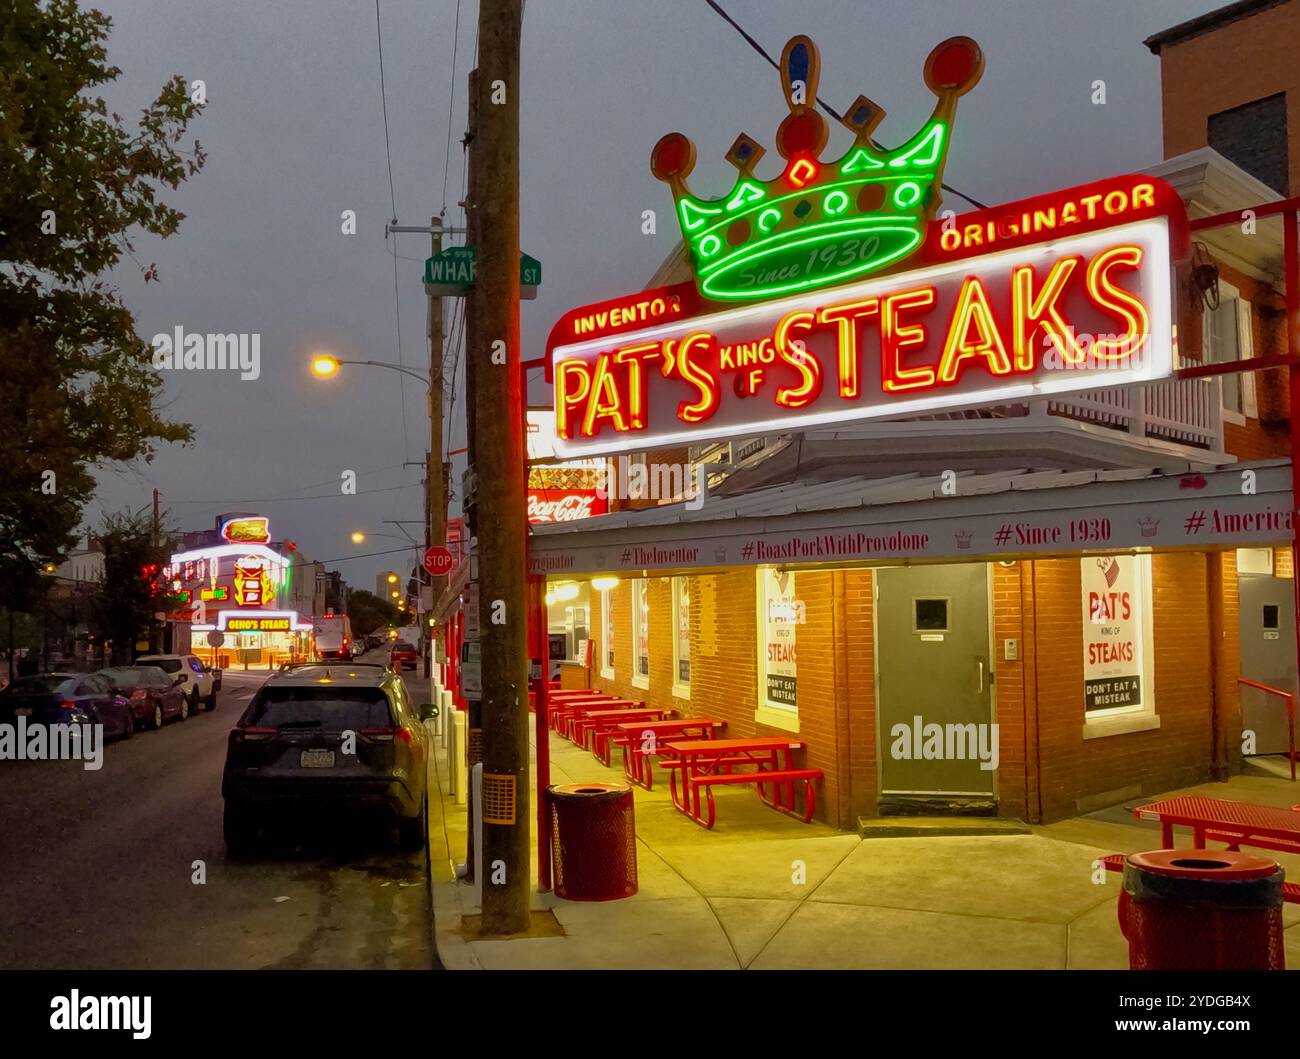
xmin=206 ymin=631 xmax=226 ymax=648
xmin=464 ymin=581 xmax=480 ymax=640
xmin=460 ymin=640 xmax=482 ymax=699
xmin=423 ymin=247 xmax=541 ymax=300
xmin=423 ymin=546 xmax=454 ymax=576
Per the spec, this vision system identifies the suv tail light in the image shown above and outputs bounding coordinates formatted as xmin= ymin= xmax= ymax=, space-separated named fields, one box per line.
xmin=360 ymin=727 xmax=412 ymax=744
xmin=60 ymin=701 xmax=77 ymax=711
xmin=232 ymin=726 xmax=277 ymax=742
xmin=130 ymin=689 xmax=148 ymax=701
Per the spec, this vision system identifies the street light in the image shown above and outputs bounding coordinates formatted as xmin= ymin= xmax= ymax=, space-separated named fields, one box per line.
xmin=307 ymin=353 xmax=431 ymax=389
xmin=350 ymin=531 xmax=366 ymax=544
xmin=387 ymin=573 xmax=399 ymax=584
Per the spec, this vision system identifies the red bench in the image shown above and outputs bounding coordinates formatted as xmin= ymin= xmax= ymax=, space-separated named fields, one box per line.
xmin=576 ymin=707 xmax=669 ymax=753
xmin=661 ymin=738 xmax=821 ymax=829
xmin=614 ymin=717 xmax=727 ymax=782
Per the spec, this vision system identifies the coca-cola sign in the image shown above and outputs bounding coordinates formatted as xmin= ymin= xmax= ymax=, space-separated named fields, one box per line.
xmin=527 ymin=489 xmax=608 ymax=523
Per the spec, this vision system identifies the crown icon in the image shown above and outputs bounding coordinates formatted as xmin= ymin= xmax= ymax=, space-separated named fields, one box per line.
xmin=1137 ymin=516 xmax=1159 ymax=538
xmin=651 ymin=35 xmax=983 ymax=301
xmin=954 ymin=529 xmax=973 ymax=549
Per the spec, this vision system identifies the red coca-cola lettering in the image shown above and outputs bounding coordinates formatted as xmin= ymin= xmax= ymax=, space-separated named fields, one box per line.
xmin=527 ymin=490 xmax=607 ymax=523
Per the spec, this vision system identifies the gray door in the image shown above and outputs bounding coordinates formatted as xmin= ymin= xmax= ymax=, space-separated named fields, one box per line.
xmin=1238 ymin=573 xmax=1296 ymax=756
xmin=876 ymin=564 xmax=994 ymax=796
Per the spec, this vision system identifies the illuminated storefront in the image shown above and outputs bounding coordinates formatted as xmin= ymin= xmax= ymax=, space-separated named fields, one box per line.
xmin=522 ymin=31 xmax=1299 ymax=826
xmin=164 ymin=516 xmax=315 ymax=667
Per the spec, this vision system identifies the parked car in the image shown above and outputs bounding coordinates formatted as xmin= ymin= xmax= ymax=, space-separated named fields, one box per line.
xmin=222 ymin=664 xmax=434 ymax=853
xmin=389 ymin=641 xmax=419 ymax=670
xmin=135 ymin=654 xmax=218 ymax=713
xmin=0 ymin=672 xmax=134 ymax=740
xmin=365 ymin=633 xmax=383 ymax=651
xmin=99 ymin=665 xmax=189 ymax=729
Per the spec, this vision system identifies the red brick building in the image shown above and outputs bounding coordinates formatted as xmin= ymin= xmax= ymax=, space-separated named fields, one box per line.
xmin=520 ymin=2 xmax=1300 ymax=830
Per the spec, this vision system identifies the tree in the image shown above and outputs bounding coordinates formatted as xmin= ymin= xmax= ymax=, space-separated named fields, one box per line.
xmin=0 ymin=0 xmax=203 ymax=613
xmin=89 ymin=508 xmax=171 ymax=664
xmin=347 ymin=589 xmax=401 ymax=638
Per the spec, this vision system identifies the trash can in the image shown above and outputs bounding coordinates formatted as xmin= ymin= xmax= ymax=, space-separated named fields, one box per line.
xmin=1119 ymin=849 xmax=1285 ymax=970
xmin=548 ymin=782 xmax=637 ymax=901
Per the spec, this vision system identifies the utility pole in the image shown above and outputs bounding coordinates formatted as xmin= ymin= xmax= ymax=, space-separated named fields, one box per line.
xmin=426 ymin=216 xmax=446 ymax=679
xmin=473 ymin=0 xmax=529 ymax=934
xmin=152 ymin=488 xmax=161 ymax=653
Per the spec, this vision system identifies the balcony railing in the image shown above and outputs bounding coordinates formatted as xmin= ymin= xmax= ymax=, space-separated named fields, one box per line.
xmin=910 ymin=376 xmax=1225 ymax=453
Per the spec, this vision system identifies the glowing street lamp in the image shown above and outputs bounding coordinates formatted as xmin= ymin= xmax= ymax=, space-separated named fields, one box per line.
xmin=350 ymin=531 xmax=366 ymax=544
xmin=310 ymin=353 xmax=340 ymax=379
xmin=387 ymin=573 xmax=399 ymax=584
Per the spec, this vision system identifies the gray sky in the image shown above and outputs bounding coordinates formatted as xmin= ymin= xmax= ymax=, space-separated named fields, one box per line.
xmin=86 ymin=0 xmax=1223 ymax=591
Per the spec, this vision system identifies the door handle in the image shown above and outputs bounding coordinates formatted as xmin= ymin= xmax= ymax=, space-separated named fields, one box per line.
xmin=975 ymin=659 xmax=985 ymax=694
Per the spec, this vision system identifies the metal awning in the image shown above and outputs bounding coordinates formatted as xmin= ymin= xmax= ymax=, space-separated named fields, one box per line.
xmin=528 ymin=460 xmax=1294 ymax=576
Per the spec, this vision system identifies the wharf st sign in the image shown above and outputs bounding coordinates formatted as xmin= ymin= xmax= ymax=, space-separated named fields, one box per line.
xmin=424 ymin=246 xmax=541 ymax=299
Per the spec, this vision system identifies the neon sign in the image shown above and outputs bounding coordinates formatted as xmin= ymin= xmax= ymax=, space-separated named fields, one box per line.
xmin=233 ymin=555 xmax=274 ymax=608
xmin=550 ymin=174 xmax=1185 ymax=458
xmin=227 ymin=616 xmax=291 ymax=633
xmin=220 ymin=516 xmax=270 ymax=544
xmin=651 ymin=35 xmax=983 ymax=301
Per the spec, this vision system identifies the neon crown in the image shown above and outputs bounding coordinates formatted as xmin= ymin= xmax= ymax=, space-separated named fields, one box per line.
xmin=651 ymin=34 xmax=983 ymax=301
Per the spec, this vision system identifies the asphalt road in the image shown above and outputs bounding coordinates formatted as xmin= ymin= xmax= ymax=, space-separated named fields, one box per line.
xmin=0 ymin=658 xmax=435 ymax=970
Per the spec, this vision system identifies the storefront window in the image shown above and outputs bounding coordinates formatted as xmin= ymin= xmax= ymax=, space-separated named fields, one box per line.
xmin=1203 ymin=280 xmax=1256 ymax=419
xmin=631 ymin=579 xmax=650 ymax=688
xmin=756 ymin=568 xmax=798 ymax=725
xmin=1081 ymin=555 xmax=1156 ymax=734
xmin=600 ymin=588 xmax=614 ymax=678
xmin=672 ymin=576 xmax=690 ymax=697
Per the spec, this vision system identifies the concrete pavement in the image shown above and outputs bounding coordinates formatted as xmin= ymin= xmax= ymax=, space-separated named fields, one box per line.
xmin=415 ymin=674 xmax=1300 ymax=970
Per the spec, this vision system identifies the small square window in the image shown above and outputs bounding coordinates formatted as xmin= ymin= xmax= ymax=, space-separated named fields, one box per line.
xmin=1262 ymin=604 xmax=1280 ymax=631
xmin=914 ymin=598 xmax=949 ymax=632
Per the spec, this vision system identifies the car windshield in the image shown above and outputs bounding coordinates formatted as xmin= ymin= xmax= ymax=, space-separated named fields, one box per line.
xmin=3 ymin=675 xmax=74 ymax=694
xmin=101 ymin=668 xmax=145 ymax=687
xmin=245 ymin=687 xmax=393 ymax=730
xmin=393 ymin=643 xmax=415 ymax=651
xmin=137 ymin=659 xmax=183 ymax=674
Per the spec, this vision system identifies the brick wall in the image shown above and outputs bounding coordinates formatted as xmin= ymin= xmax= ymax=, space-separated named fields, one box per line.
xmin=1156 ymin=0 xmax=1300 ymax=193
xmin=1027 ymin=553 xmax=1222 ymax=822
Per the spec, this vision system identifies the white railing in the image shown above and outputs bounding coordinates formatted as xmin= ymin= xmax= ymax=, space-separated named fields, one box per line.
xmin=907 ymin=377 xmax=1225 ymax=453
xmin=1044 ymin=376 xmax=1224 ymax=451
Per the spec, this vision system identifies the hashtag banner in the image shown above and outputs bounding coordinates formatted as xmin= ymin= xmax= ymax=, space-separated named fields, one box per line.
xmin=528 ymin=465 xmax=1294 ymax=575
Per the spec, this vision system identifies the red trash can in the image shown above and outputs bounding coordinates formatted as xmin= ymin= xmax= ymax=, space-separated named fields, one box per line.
xmin=548 ymin=782 xmax=637 ymax=901
xmin=1118 ymin=850 xmax=1285 ymax=970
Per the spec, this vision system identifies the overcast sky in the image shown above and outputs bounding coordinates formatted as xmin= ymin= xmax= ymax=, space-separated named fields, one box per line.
xmin=85 ymin=0 xmax=1224 ymax=591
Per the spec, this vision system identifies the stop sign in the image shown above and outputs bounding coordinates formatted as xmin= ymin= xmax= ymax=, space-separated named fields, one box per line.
xmin=423 ymin=546 xmax=454 ymax=576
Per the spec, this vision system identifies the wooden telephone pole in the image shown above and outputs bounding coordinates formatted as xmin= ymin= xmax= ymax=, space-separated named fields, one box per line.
xmin=472 ymin=0 xmax=529 ymax=934
xmin=426 ymin=217 xmax=446 ymax=677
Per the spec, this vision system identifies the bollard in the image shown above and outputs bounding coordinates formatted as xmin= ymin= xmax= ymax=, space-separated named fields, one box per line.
xmin=439 ymin=689 xmax=453 ymax=746
xmin=451 ymin=710 xmax=467 ymax=806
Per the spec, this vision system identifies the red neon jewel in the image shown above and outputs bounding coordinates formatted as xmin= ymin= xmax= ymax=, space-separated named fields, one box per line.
xmin=786 ymin=157 xmax=817 ymax=188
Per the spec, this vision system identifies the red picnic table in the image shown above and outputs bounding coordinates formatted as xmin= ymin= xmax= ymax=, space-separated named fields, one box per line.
xmin=1134 ymin=796 xmax=1300 ymax=857
xmin=562 ymin=698 xmax=643 ymax=742
xmin=547 ymin=692 xmax=621 ymax=733
xmin=662 ymin=737 xmax=821 ymax=829
xmin=580 ymin=707 xmax=672 ymax=756
xmin=615 ymin=717 xmax=726 ymax=785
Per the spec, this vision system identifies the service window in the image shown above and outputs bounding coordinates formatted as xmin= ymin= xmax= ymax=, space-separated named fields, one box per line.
xmin=631 ymin=579 xmax=650 ymax=688
xmin=755 ymin=567 xmax=799 ymax=731
xmin=672 ymin=576 xmax=690 ymax=698
xmin=600 ymin=588 xmax=615 ymax=679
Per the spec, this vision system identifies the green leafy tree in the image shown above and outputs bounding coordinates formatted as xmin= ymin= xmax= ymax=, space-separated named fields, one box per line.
xmin=347 ymin=589 xmax=401 ymax=638
xmin=89 ymin=508 xmax=172 ymax=664
xmin=0 ymin=0 xmax=203 ymax=612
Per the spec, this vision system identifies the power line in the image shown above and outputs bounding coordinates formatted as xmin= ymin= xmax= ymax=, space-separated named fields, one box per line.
xmin=700 ymin=0 xmax=988 ymax=211
xmin=170 ymin=483 xmax=422 ymax=505
xmin=440 ymin=0 xmax=463 ymax=215
xmin=374 ymin=0 xmax=398 ymax=221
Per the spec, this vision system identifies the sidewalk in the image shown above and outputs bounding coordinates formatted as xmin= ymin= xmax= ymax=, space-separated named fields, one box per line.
xmin=410 ymin=677 xmax=1300 ymax=969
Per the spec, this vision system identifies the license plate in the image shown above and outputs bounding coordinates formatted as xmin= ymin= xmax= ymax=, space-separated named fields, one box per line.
xmin=299 ymin=749 xmax=336 ymax=768
xmin=14 ymin=708 xmax=32 ymax=717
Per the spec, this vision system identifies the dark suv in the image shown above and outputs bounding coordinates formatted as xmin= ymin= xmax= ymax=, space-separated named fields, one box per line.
xmin=221 ymin=664 xmax=435 ymax=853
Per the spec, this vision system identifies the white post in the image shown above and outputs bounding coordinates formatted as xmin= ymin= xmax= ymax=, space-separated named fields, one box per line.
xmin=439 ymin=689 xmax=453 ymax=745
xmin=452 ymin=710 xmax=468 ymax=805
